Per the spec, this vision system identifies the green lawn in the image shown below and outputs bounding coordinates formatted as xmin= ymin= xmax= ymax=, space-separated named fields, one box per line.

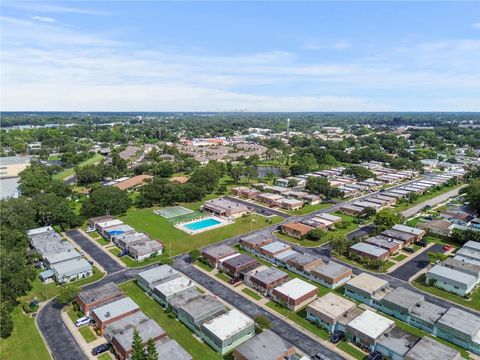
xmin=97 ymin=353 xmax=113 ymax=360
xmin=412 ymin=274 xmax=480 ymax=311
xmin=21 ymin=266 xmax=104 ymax=302
xmin=242 ymin=288 xmax=262 ymax=300
xmin=119 ymin=281 xmax=223 ymax=360
xmin=109 ymin=247 xmax=169 ymax=268
xmin=0 ymin=307 xmax=51 ymax=360
xmin=215 ymin=272 xmax=231 ymax=283
xmin=266 ymin=301 xmax=329 ymax=340
xmin=337 ymin=340 xmax=366 ymax=360
xmin=95 ymin=237 xmax=110 ymax=246
xmin=120 ymin=208 xmax=282 ymax=256
xmin=195 ymin=261 xmax=213 ymax=272
xmin=286 ymin=202 xmax=332 ymax=215
xmin=78 ymin=326 xmax=97 ymax=343
xmin=334 ymin=254 xmax=393 ymax=273
xmin=393 ymin=254 xmax=408 ymax=262
xmin=53 ymin=154 xmax=104 ymax=180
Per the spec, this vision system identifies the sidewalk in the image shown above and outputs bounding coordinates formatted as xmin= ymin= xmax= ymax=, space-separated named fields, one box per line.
xmin=193 ymin=264 xmax=358 ymax=360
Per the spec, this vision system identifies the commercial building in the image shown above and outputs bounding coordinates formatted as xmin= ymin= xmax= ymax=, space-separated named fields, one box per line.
xmin=202 ymin=198 xmax=249 ymax=219
xmin=310 ymin=261 xmax=353 ymax=289
xmin=246 ymin=267 xmax=289 ymax=296
xmin=111 ymin=319 xmax=166 ymax=360
xmin=233 ymin=330 xmax=296 ymax=360
xmin=220 ymin=254 xmax=258 ymax=278
xmin=137 ymin=265 xmax=181 ymax=294
xmin=50 ymin=257 xmax=92 ymax=283
xmin=404 ymin=336 xmax=462 ymax=360
xmin=345 ymin=310 xmax=395 ymax=351
xmin=155 ymin=339 xmax=193 ymax=360
xmin=239 ymin=234 xmax=273 ymax=252
xmin=153 ymin=276 xmax=196 ymax=307
xmin=271 ymin=278 xmax=317 ymax=311
xmin=202 ymin=245 xmax=238 ymax=268
xmin=280 ymin=222 xmax=313 ymax=239
xmin=376 ymin=327 xmax=420 ymax=360
xmin=349 ymin=242 xmax=390 ymax=260
xmin=344 ymin=273 xmax=390 ymax=307
xmin=76 ymin=282 xmax=124 ymax=315
xmin=91 ymin=297 xmax=140 ymax=334
xmin=176 ymin=295 xmax=226 ymax=332
xmin=426 ymin=265 xmax=477 ymax=296
xmin=436 ymin=307 xmax=480 ymax=355
xmin=201 ymin=309 xmax=255 ymax=354
xmin=128 ymin=240 xmax=163 ymax=261
xmin=306 ymin=293 xmax=357 ymax=333
xmin=391 ymin=224 xmax=426 ymax=241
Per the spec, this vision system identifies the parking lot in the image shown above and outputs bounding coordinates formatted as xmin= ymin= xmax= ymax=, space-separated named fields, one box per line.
xmin=389 ymin=243 xmax=444 ymax=281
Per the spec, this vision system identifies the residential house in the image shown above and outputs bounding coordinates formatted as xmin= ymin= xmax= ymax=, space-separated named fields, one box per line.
xmin=391 ymin=224 xmax=426 ymax=241
xmin=281 ymin=223 xmax=313 ymax=239
xmin=233 ymin=330 xmax=296 ymax=360
xmin=76 ymin=282 xmax=124 ymax=315
xmin=239 ymin=234 xmax=273 ymax=253
xmin=128 ymin=240 xmax=163 ymax=261
xmin=137 ymin=265 xmax=181 ymax=295
xmin=91 ymin=297 xmax=140 ymax=335
xmin=376 ymin=327 xmax=420 ymax=360
xmin=339 ymin=204 xmax=365 ymax=216
xmin=285 ymin=253 xmax=323 ymax=276
xmin=176 ymin=295 xmax=226 ymax=332
xmin=306 ymin=293 xmax=357 ymax=333
xmin=349 ymin=242 xmax=390 ymax=260
xmin=363 ymin=236 xmax=401 ymax=254
xmin=259 ymin=241 xmax=292 ymax=263
xmin=404 ymin=336 xmax=462 ymax=360
xmin=379 ymin=287 xmax=424 ymax=322
xmin=309 ymin=261 xmax=353 ymax=289
xmin=426 ymin=265 xmax=477 ymax=296
xmin=418 ymin=219 xmax=454 ymax=238
xmin=50 ymin=258 xmax=92 ymax=283
xmin=271 ymin=278 xmax=317 ymax=311
xmin=202 ymin=245 xmax=238 ymax=269
xmin=153 ymin=276 xmax=196 ymax=308
xmin=155 ymin=339 xmax=193 ymax=360
xmin=220 ymin=254 xmax=258 ymax=278
xmin=345 ymin=310 xmax=395 ymax=351
xmin=344 ymin=273 xmax=390 ymax=307
xmin=436 ymin=307 xmax=480 ymax=355
xmin=245 ymin=267 xmax=289 ymax=296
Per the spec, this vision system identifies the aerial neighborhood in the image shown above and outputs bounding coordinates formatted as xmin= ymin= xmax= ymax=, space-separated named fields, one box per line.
xmin=2 ymin=113 xmax=480 ymax=360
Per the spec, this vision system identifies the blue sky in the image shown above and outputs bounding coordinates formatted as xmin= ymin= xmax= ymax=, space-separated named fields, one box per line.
xmin=1 ymin=1 xmax=479 ymax=111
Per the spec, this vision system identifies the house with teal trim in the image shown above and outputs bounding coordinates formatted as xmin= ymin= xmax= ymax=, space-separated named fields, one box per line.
xmin=344 ymin=273 xmax=390 ymax=307
xmin=345 ymin=310 xmax=395 ymax=351
xmin=176 ymin=295 xmax=226 ymax=333
xmin=305 ymin=293 xmax=358 ymax=333
xmin=426 ymin=264 xmax=477 ymax=297
xmin=379 ymin=287 xmax=424 ymax=322
xmin=375 ymin=327 xmax=420 ymax=360
xmin=408 ymin=300 xmax=446 ymax=335
xmin=200 ymin=309 xmax=255 ymax=354
xmin=436 ymin=307 xmax=480 ymax=355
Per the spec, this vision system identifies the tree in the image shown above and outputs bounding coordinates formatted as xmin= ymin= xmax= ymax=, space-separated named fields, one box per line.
xmin=189 ymin=250 xmax=201 ymax=263
xmin=374 ymin=209 xmax=401 ymax=228
xmin=287 ymin=178 xmax=298 ymax=187
xmin=56 ymin=285 xmax=80 ymax=305
xmin=145 ymin=338 xmax=159 ymax=360
xmin=255 ymin=315 xmax=272 ymax=330
xmin=343 ymin=166 xmax=374 ymax=181
xmin=461 ymin=180 xmax=480 ymax=216
xmin=363 ymin=207 xmax=377 ymax=218
xmin=427 ymin=252 xmax=448 ymax=264
xmin=330 ymin=235 xmax=349 ymax=256
xmin=0 ymin=303 xmax=14 ymax=338
xmin=306 ymin=228 xmax=325 ymax=241
xmin=130 ymin=329 xmax=146 ymax=360
xmin=76 ymin=165 xmax=103 ymax=185
xmin=33 ymin=193 xmax=80 ymax=228
xmin=189 ymin=164 xmax=221 ymax=193
xmin=451 ymin=228 xmax=480 ymax=244
xmin=81 ymin=186 xmax=132 ymax=217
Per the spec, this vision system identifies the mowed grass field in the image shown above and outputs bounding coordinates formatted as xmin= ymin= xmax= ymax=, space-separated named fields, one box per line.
xmin=52 ymin=154 xmax=104 ymax=180
xmin=0 ymin=307 xmax=51 ymax=360
xmin=120 ymin=208 xmax=282 ymax=256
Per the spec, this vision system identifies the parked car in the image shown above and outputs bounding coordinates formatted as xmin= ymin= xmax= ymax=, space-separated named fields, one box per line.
xmin=416 ymin=240 xmax=427 ymax=247
xmin=329 ymin=331 xmax=345 ymax=344
xmin=118 ymin=249 xmax=129 ymax=257
xmin=312 ymin=353 xmax=326 ymax=360
xmin=404 ymin=247 xmax=415 ymax=253
xmin=443 ymin=245 xmax=453 ymax=251
xmin=367 ymin=351 xmax=383 ymax=360
xmin=75 ymin=316 xmax=91 ymax=327
xmin=86 ymin=226 xmax=95 ymax=233
xmin=229 ymin=277 xmax=241 ymax=285
xmin=92 ymin=343 xmax=109 ymax=356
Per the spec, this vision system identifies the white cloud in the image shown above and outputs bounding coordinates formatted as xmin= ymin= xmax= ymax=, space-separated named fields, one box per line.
xmin=302 ymin=40 xmax=351 ymax=50
xmin=472 ymin=22 xmax=480 ymax=29
xmin=31 ymin=16 xmax=56 ymax=23
xmin=3 ymin=2 xmax=110 ymax=16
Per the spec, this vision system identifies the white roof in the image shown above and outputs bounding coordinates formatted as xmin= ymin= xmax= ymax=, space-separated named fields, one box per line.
xmin=392 ymin=224 xmax=424 ymax=236
xmin=345 ymin=273 xmax=389 ymax=294
xmin=51 ymin=258 xmax=92 ymax=278
xmin=27 ymin=226 xmax=54 ymax=236
xmin=312 ymin=217 xmax=334 ymax=227
xmin=92 ymin=297 xmax=139 ymax=322
xmin=154 ymin=276 xmax=195 ymax=297
xmin=316 ymin=213 xmax=341 ymax=222
xmin=261 ymin=241 xmax=290 ymax=254
xmin=347 ymin=310 xmax=394 ymax=339
xmin=44 ymin=249 xmax=82 ymax=264
xmin=428 ymin=265 xmax=477 ymax=287
xmin=464 ymin=241 xmax=480 ymax=252
xmin=202 ymin=309 xmax=253 ymax=341
xmin=273 ymin=278 xmax=317 ymax=300
xmin=308 ymin=293 xmax=356 ymax=319
xmin=97 ymin=219 xmax=124 ymax=229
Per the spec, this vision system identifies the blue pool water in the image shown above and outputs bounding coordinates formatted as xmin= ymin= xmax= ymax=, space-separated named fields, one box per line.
xmin=184 ymin=218 xmax=222 ymax=231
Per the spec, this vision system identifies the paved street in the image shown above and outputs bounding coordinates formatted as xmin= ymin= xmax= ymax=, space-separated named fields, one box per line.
xmin=389 ymin=244 xmax=444 ymax=281
xmin=37 ymin=300 xmax=87 ymax=360
xmin=347 ymin=224 xmax=376 ymax=241
xmin=65 ymin=230 xmax=123 ymax=274
xmin=173 ymin=255 xmax=343 ymax=360
xmin=400 ymin=185 xmax=465 ymax=218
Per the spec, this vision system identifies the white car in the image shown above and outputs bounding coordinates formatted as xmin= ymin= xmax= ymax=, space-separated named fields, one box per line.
xmin=85 ymin=226 xmax=95 ymax=233
xmin=75 ymin=316 xmax=91 ymax=327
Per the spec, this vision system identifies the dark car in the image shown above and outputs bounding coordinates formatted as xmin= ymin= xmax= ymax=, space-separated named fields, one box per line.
xmin=404 ymin=247 xmax=415 ymax=253
xmin=92 ymin=343 xmax=109 ymax=356
xmin=312 ymin=354 xmax=326 ymax=360
xmin=118 ymin=249 xmax=129 ymax=257
xmin=329 ymin=331 xmax=345 ymax=344
xmin=229 ymin=277 xmax=241 ymax=285
xmin=367 ymin=351 xmax=383 ymax=360
xmin=416 ymin=240 xmax=427 ymax=247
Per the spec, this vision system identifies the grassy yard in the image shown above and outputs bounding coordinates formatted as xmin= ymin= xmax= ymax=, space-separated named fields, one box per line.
xmin=97 ymin=353 xmax=113 ymax=360
xmin=215 ymin=272 xmax=231 ymax=283
xmin=21 ymin=266 xmax=104 ymax=302
xmin=266 ymin=301 xmax=329 ymax=340
xmin=119 ymin=281 xmax=223 ymax=360
xmin=53 ymin=154 xmax=104 ymax=180
xmin=78 ymin=326 xmax=97 ymax=343
xmin=337 ymin=340 xmax=366 ymax=360
xmin=120 ymin=208 xmax=282 ymax=256
xmin=108 ymin=247 xmax=169 ymax=268
xmin=393 ymin=254 xmax=407 ymax=262
xmin=95 ymin=237 xmax=110 ymax=246
xmin=334 ymin=255 xmax=393 ymax=273
xmin=0 ymin=307 xmax=51 ymax=360
xmin=241 ymin=288 xmax=262 ymax=300
xmin=286 ymin=202 xmax=332 ymax=215
xmin=195 ymin=261 xmax=213 ymax=272
xmin=412 ymin=274 xmax=480 ymax=311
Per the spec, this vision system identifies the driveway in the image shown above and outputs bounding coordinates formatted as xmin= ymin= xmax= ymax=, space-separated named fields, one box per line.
xmin=37 ymin=300 xmax=87 ymax=360
xmin=388 ymin=244 xmax=444 ymax=281
xmin=65 ymin=230 xmax=123 ymax=274
xmin=223 ymin=196 xmax=292 ymax=219
xmin=174 ymin=255 xmax=343 ymax=360
xmin=347 ymin=224 xmax=376 ymax=241
xmin=400 ymin=186 xmax=465 ymax=218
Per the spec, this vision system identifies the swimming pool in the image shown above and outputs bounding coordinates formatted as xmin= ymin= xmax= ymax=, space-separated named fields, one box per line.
xmin=184 ymin=218 xmax=222 ymax=231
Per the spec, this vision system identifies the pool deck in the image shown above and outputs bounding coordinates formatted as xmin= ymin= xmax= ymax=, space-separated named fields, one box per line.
xmin=175 ymin=216 xmax=232 ymax=235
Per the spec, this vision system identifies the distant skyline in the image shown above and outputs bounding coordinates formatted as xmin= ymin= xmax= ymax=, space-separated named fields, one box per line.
xmin=1 ymin=1 xmax=479 ymax=112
